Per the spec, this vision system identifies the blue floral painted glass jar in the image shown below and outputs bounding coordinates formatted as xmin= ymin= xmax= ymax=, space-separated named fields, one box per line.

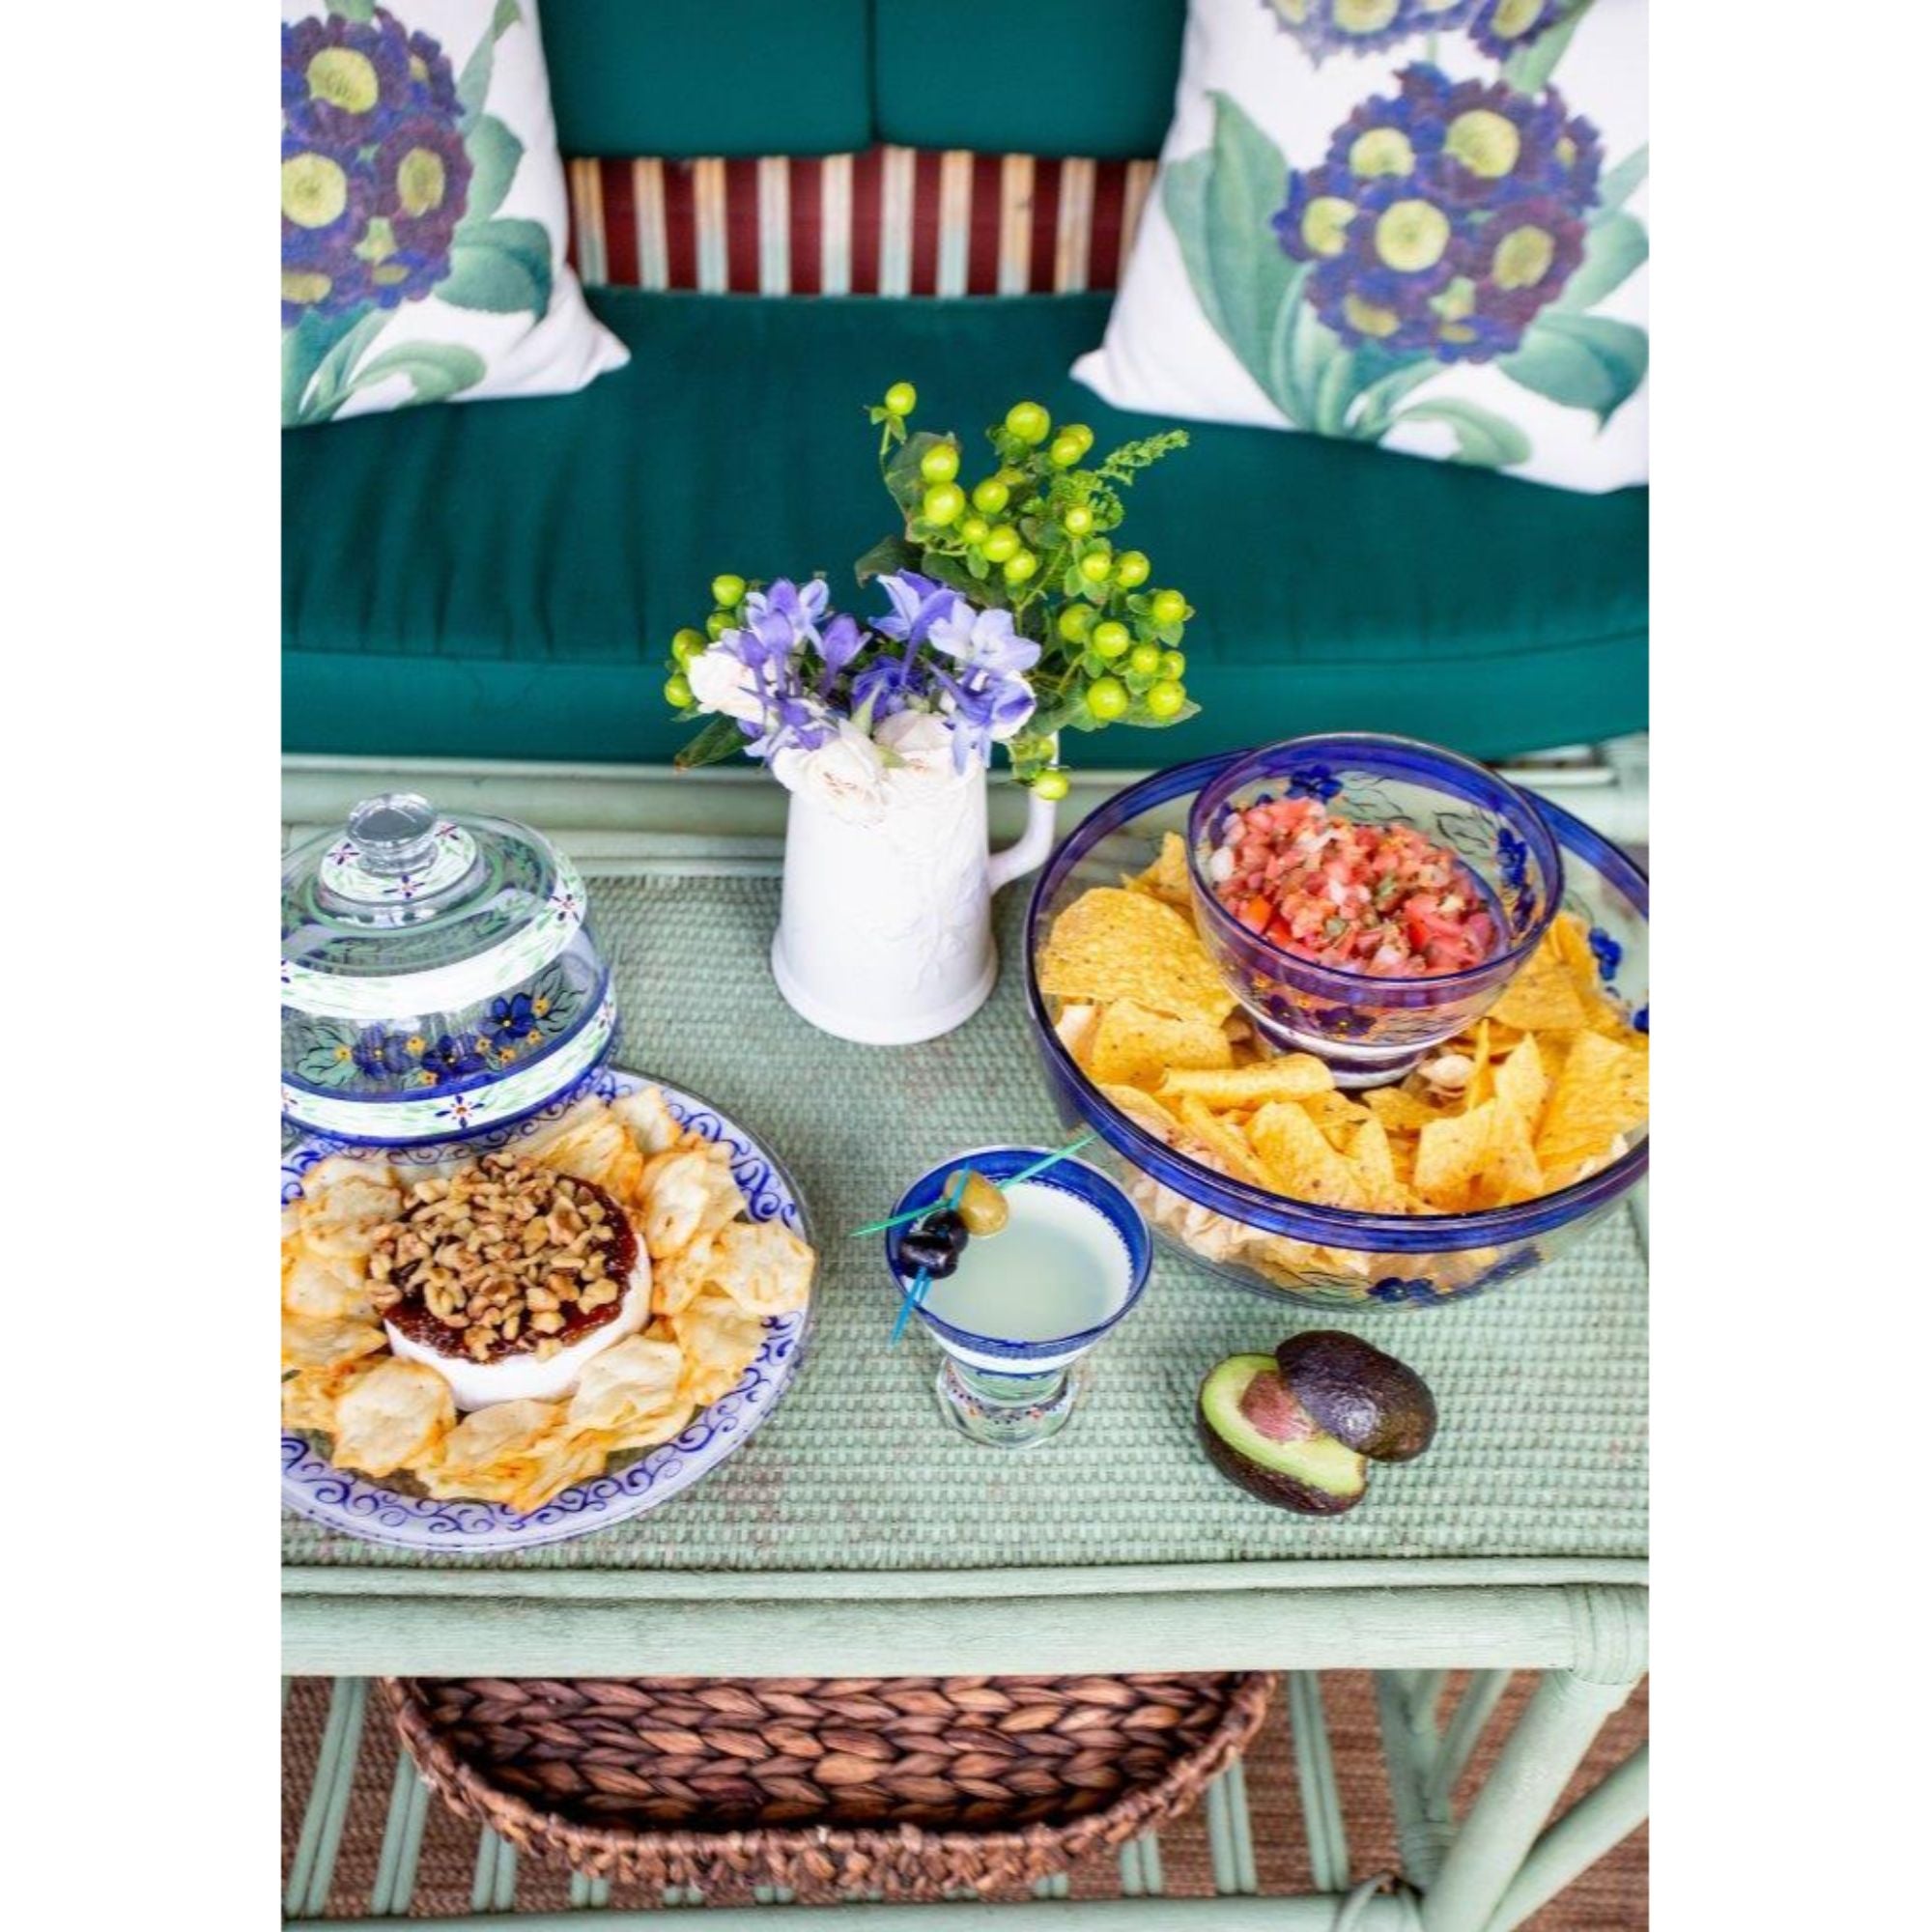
xmin=280 ymin=793 xmax=616 ymax=1146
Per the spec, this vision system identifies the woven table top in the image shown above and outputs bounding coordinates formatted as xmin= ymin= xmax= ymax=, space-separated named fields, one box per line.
xmin=283 ymin=873 xmax=1647 ymax=1578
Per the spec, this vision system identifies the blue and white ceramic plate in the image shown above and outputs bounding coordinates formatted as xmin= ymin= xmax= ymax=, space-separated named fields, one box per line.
xmin=280 ymin=1065 xmax=814 ymax=1552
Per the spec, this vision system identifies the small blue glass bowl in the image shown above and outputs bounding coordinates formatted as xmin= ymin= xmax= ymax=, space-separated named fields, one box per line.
xmin=1027 ymin=754 xmax=1647 ymax=1310
xmin=1187 ymin=735 xmax=1565 ymax=1086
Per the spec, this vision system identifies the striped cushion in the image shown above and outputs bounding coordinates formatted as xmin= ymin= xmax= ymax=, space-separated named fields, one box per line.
xmin=565 ymin=150 xmax=1158 ymax=297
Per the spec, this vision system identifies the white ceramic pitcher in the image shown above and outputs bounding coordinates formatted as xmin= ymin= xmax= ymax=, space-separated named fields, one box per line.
xmin=769 ymin=760 xmax=1059 ymax=1045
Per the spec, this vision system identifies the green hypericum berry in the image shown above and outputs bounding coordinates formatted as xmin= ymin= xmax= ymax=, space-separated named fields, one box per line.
xmin=1087 ymin=675 xmax=1129 ymax=721
xmin=971 ymin=477 xmax=1009 ymax=515
xmin=710 ymin=574 xmax=747 ymax=609
xmin=884 ymin=381 xmax=917 ymax=416
xmin=1063 ymin=423 xmax=1094 ymax=457
xmin=1003 ymin=550 xmax=1038 ymax=583
xmin=1159 ymin=649 xmax=1187 ymax=680
xmin=1078 ymin=552 xmax=1112 ymax=585
xmin=920 ymin=441 xmax=960 ymax=484
xmin=1005 ymin=401 xmax=1051 ymax=445
xmin=982 ymin=525 xmax=1021 ymax=562
xmin=1048 ymin=433 xmax=1085 ymax=469
xmin=1033 ymin=768 xmax=1071 ymax=802
xmin=1114 ymin=551 xmax=1151 ymax=588
xmin=1063 ymin=504 xmax=1094 ymax=537
xmin=1128 ymin=642 xmax=1162 ymax=677
xmin=1058 ymin=604 xmax=1097 ymax=642
xmin=664 ymin=672 xmax=695 ymax=709
xmin=705 ymin=611 xmax=730 ymax=640
xmin=1151 ymin=588 xmax=1188 ymax=626
xmin=923 ymin=482 xmax=965 ymax=526
xmin=960 ymin=515 xmax=990 ymax=545
xmin=671 ymin=627 xmax=707 ymax=666
xmin=1145 ymin=678 xmax=1186 ymax=719
xmin=1092 ymin=620 xmax=1130 ymax=659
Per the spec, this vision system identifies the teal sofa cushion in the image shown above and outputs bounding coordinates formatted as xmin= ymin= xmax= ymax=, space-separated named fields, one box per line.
xmin=283 ymin=288 xmax=1646 ymax=766
xmin=873 ymin=0 xmax=1187 ymax=158
xmin=542 ymin=0 xmax=872 ymax=157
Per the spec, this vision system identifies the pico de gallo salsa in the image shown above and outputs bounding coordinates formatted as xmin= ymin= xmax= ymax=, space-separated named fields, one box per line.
xmin=1205 ymin=796 xmax=1500 ymax=977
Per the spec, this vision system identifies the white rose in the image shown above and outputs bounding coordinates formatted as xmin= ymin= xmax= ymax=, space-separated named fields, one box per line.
xmin=772 ymin=722 xmax=892 ymax=826
xmin=875 ymin=708 xmax=964 ymax=786
xmin=685 ymin=645 xmax=764 ymax=723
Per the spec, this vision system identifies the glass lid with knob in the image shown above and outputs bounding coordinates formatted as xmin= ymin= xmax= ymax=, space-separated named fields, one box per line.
xmin=281 ymin=794 xmax=616 ymax=1145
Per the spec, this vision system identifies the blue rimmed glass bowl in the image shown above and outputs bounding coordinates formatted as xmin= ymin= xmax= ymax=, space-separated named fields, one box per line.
xmin=1024 ymin=753 xmax=1648 ymax=1310
xmin=1188 ymin=736 xmax=1565 ymax=1087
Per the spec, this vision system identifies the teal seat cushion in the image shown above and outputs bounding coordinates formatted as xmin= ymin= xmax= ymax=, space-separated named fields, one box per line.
xmin=283 ymin=289 xmax=1646 ymax=767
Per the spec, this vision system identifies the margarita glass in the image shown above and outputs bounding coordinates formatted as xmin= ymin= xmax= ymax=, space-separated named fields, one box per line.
xmin=884 ymin=1147 xmax=1151 ymax=1446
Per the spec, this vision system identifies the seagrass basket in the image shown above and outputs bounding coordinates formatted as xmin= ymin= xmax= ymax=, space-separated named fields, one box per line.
xmin=385 ymin=1672 xmax=1274 ymax=1900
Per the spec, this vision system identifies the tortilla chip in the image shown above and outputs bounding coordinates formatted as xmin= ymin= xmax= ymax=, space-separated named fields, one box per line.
xmin=1091 ymin=998 xmax=1234 ymax=1087
xmin=1488 ymin=941 xmax=1590 ymax=1034
xmin=1413 ymin=1104 xmax=1495 ymax=1211
xmin=1492 ymin=1035 xmax=1548 ymax=1132
xmin=1364 ymin=1086 xmax=1439 ymax=1134
xmin=1345 ymin=1114 xmax=1406 ymax=1211
xmin=1175 ymin=1094 xmax=1274 ymax=1186
xmin=1249 ymin=1101 xmax=1362 ymax=1208
xmin=1537 ymin=1030 xmax=1649 ymax=1168
xmin=1123 ymin=831 xmax=1192 ymax=908
xmin=1038 ymin=889 xmax=1235 ymax=1025
xmin=1299 ymin=1088 xmax=1373 ymax=1148
xmin=1156 ymin=1056 xmax=1334 ymax=1108
xmin=1099 ymin=1082 xmax=1181 ymax=1146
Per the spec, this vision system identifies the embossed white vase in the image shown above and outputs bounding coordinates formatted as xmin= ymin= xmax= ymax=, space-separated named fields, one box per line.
xmin=770 ymin=754 xmax=1058 ymax=1046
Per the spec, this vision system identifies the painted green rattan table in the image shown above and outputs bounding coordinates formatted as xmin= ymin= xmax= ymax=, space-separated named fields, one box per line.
xmin=284 ymin=868 xmax=1648 ymax=1932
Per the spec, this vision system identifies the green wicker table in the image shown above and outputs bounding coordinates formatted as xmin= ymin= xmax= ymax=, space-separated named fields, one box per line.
xmin=284 ymin=870 xmax=1648 ymax=1932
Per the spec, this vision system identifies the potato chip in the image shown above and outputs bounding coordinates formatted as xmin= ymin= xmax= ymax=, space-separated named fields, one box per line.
xmin=611 ymin=1084 xmax=684 ymax=1155
xmin=703 ymin=1219 xmax=815 ymax=1316
xmin=568 ymin=1336 xmax=687 ymax=1436
xmin=671 ymin=1286 xmax=766 ymax=1408
xmin=282 ymin=1311 xmax=386 ymax=1371
xmin=298 ymin=1156 xmax=403 ymax=1261
xmin=506 ymin=1433 xmax=612 ymax=1516
xmin=1412 ymin=1104 xmax=1496 ymax=1211
xmin=1038 ymin=889 xmax=1236 ymax=1025
xmin=282 ymin=1241 xmax=374 ymax=1323
xmin=281 ymin=1358 xmax=379 ymax=1435
xmin=1536 ymin=1031 xmax=1648 ymax=1168
xmin=328 ymin=1358 xmax=453 ymax=1479
xmin=527 ymin=1101 xmax=647 ymax=1204
xmin=1157 ymin=1056 xmax=1334 ymax=1108
xmin=1250 ymin=1101 xmax=1363 ymax=1208
xmin=636 ymin=1142 xmax=746 ymax=1262
xmin=1090 ymin=998 xmax=1234 ymax=1088
xmin=423 ymin=1399 xmax=565 ymax=1498
xmin=1123 ymin=831 xmax=1191 ymax=908
xmin=1487 ymin=941 xmax=1590 ymax=1033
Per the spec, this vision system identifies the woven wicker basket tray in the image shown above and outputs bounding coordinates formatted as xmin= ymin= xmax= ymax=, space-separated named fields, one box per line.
xmin=386 ymin=1672 xmax=1274 ymax=1900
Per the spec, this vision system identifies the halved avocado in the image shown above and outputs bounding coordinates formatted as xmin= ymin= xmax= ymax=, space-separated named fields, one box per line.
xmin=1197 ymin=1354 xmax=1369 ymax=1515
xmin=1275 ymin=1331 xmax=1437 ymax=1463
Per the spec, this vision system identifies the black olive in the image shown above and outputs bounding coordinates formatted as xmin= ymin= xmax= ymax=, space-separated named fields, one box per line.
xmin=922 ymin=1208 xmax=970 ymax=1259
xmin=899 ymin=1224 xmax=962 ymax=1279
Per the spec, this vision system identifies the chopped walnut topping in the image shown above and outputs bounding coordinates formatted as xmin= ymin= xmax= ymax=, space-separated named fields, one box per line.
xmin=369 ymin=1154 xmax=631 ymax=1363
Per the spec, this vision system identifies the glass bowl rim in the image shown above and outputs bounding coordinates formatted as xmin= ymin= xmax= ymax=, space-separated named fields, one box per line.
xmin=1185 ymin=732 xmax=1566 ymax=997
xmin=883 ymin=1145 xmax=1153 ymax=1356
xmin=1024 ymin=752 xmax=1649 ymax=1255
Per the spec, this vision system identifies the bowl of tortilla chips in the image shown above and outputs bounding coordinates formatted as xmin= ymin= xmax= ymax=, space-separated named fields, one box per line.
xmin=1025 ymin=754 xmax=1647 ymax=1308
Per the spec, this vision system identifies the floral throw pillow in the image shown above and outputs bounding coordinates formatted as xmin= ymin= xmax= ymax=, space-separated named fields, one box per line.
xmin=1074 ymin=1 xmax=1647 ymax=492
xmin=281 ymin=0 xmax=627 ymax=426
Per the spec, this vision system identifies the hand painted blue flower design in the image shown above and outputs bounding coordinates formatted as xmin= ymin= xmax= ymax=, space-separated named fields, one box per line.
xmin=1259 ymin=0 xmax=1477 ymax=65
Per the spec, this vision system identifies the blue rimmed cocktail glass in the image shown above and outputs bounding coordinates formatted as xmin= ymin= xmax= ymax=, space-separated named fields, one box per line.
xmin=1187 ymin=734 xmax=1565 ymax=1087
xmin=884 ymin=1148 xmax=1151 ymax=1446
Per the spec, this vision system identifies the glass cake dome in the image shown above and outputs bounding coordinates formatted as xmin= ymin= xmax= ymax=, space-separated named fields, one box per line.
xmin=280 ymin=794 xmax=617 ymax=1146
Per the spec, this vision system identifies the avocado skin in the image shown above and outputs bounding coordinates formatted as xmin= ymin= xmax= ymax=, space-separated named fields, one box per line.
xmin=1275 ymin=1330 xmax=1437 ymax=1463
xmin=1194 ymin=1403 xmax=1367 ymax=1516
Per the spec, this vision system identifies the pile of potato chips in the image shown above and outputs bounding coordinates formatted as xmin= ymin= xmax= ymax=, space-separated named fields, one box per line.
xmin=1038 ymin=834 xmax=1648 ymax=1296
xmin=280 ymin=1089 xmax=815 ymax=1514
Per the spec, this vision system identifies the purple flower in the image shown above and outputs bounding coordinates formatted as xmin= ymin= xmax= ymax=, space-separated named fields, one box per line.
xmin=740 ymin=578 xmax=832 ymax=664
xmin=873 ymin=570 xmax=963 ymax=644
xmin=818 ymin=611 xmax=865 ymax=684
xmin=927 ymin=602 xmax=1042 ymax=682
